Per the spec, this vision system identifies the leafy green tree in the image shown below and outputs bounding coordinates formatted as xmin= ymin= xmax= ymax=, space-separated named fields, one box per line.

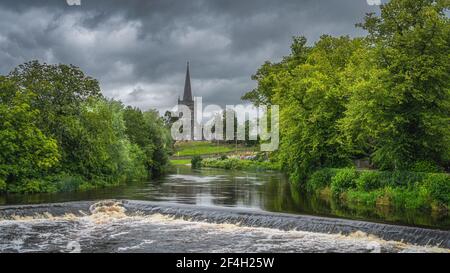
xmin=243 ymin=0 xmax=450 ymax=184
xmin=343 ymin=0 xmax=450 ymax=170
xmin=143 ymin=110 xmax=172 ymax=176
xmin=242 ymin=36 xmax=310 ymax=105
xmin=221 ymin=109 xmax=238 ymax=143
xmin=8 ymin=61 xmax=103 ymax=171
xmin=243 ymin=119 xmax=258 ymax=146
xmin=123 ymin=107 xmax=171 ymax=177
xmin=270 ymin=36 xmax=362 ymax=181
xmin=71 ymin=99 xmax=144 ymax=181
xmin=0 ymin=61 xmax=171 ymax=193
xmin=0 ymin=76 xmax=59 ymax=189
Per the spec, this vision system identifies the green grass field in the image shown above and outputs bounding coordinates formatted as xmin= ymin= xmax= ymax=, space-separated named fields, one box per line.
xmin=170 ymin=159 xmax=191 ymax=165
xmin=174 ymin=141 xmax=245 ymax=157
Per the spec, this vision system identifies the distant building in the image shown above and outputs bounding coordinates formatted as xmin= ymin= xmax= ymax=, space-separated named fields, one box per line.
xmin=177 ymin=62 xmax=195 ymax=140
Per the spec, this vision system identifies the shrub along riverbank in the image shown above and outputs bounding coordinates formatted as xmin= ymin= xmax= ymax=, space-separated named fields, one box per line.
xmin=306 ymin=168 xmax=450 ymax=212
xmin=200 ymin=157 xmax=450 ymax=212
xmin=201 ymin=158 xmax=280 ymax=171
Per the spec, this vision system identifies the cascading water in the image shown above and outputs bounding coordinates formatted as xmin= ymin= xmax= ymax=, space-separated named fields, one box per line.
xmin=0 ymin=200 xmax=448 ymax=253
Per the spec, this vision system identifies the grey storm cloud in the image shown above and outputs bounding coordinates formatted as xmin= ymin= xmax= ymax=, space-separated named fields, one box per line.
xmin=0 ymin=0 xmax=381 ymax=113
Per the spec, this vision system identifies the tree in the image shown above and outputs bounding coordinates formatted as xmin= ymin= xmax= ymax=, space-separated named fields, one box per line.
xmin=0 ymin=61 xmax=171 ymax=193
xmin=69 ymin=98 xmax=147 ymax=181
xmin=8 ymin=61 xmax=103 ymax=171
xmin=344 ymin=0 xmax=450 ymax=170
xmin=242 ymin=36 xmax=311 ymax=105
xmin=143 ymin=110 xmax=171 ymax=176
xmin=273 ymin=36 xmax=363 ymax=181
xmin=124 ymin=107 xmax=171 ymax=177
xmin=221 ymin=109 xmax=238 ymax=143
xmin=243 ymin=0 xmax=450 ymax=183
xmin=0 ymin=76 xmax=59 ymax=189
xmin=246 ymin=36 xmax=364 ymax=181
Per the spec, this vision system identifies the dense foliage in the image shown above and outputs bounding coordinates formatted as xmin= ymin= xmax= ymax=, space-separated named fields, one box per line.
xmin=305 ymin=168 xmax=450 ymax=210
xmin=0 ymin=61 xmax=171 ymax=193
xmin=191 ymin=155 xmax=203 ymax=169
xmin=242 ymin=0 xmax=450 ymax=182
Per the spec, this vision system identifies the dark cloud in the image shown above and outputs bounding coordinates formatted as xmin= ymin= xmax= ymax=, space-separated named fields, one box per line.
xmin=0 ymin=0 xmax=381 ymax=113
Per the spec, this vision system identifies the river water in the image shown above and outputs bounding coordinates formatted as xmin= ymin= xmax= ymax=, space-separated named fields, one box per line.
xmin=0 ymin=166 xmax=449 ymax=253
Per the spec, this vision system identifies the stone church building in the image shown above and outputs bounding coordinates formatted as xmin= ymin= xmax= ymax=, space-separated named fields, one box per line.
xmin=177 ymin=62 xmax=195 ymax=140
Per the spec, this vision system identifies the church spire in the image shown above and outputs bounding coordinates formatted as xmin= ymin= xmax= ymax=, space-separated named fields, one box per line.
xmin=183 ymin=61 xmax=193 ymax=102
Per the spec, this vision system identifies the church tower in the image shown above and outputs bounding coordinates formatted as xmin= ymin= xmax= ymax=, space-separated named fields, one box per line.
xmin=178 ymin=62 xmax=195 ymax=140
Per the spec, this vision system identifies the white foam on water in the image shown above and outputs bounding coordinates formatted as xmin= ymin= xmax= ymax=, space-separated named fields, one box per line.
xmin=168 ymin=174 xmax=224 ymax=183
xmin=0 ymin=201 xmax=448 ymax=253
xmin=117 ymin=240 xmax=155 ymax=252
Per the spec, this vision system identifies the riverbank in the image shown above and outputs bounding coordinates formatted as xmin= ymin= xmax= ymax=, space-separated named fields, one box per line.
xmin=196 ymin=157 xmax=450 ymax=215
xmin=169 ymin=141 xmax=263 ymax=167
xmin=172 ymin=141 xmax=256 ymax=157
xmin=169 ymin=141 xmax=259 ymax=167
xmin=201 ymin=158 xmax=280 ymax=171
xmin=1 ymin=173 xmax=145 ymax=194
xmin=170 ymin=159 xmax=191 ymax=165
xmin=305 ymin=168 xmax=450 ymax=213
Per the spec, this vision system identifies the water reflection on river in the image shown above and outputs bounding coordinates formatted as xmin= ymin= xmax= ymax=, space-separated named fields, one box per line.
xmin=0 ymin=166 xmax=449 ymax=230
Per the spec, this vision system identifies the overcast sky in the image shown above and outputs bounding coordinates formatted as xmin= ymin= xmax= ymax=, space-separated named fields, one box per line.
xmin=0 ymin=0 xmax=381 ymax=113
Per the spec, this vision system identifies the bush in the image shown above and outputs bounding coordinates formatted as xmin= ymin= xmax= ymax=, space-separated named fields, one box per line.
xmin=304 ymin=167 xmax=449 ymax=212
xmin=255 ymin=152 xmax=268 ymax=162
xmin=8 ymin=179 xmax=57 ymax=194
xmin=384 ymin=170 xmax=427 ymax=188
xmin=345 ymin=189 xmax=382 ymax=206
xmin=411 ymin=160 xmax=442 ymax=173
xmin=383 ymin=186 xmax=430 ymax=210
xmin=201 ymin=158 xmax=280 ymax=171
xmin=306 ymin=168 xmax=337 ymax=192
xmin=191 ymin=156 xmax=203 ymax=169
xmin=53 ymin=174 xmax=85 ymax=192
xmin=220 ymin=154 xmax=228 ymax=160
xmin=224 ymin=158 xmax=240 ymax=169
xmin=356 ymin=171 xmax=384 ymax=191
xmin=424 ymin=174 xmax=450 ymax=206
xmin=78 ymin=181 xmax=96 ymax=191
xmin=330 ymin=168 xmax=358 ymax=197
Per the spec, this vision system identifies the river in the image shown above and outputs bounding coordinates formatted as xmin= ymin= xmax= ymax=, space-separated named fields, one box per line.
xmin=0 ymin=166 xmax=449 ymax=253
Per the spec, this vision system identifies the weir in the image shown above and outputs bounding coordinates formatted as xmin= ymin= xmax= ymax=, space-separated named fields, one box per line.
xmin=0 ymin=199 xmax=449 ymax=249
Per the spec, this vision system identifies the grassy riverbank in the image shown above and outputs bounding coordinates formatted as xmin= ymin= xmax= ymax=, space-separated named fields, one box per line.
xmin=174 ymin=142 xmax=232 ymax=156
xmin=170 ymin=159 xmax=191 ymax=165
xmin=201 ymin=158 xmax=280 ymax=171
xmin=173 ymin=141 xmax=254 ymax=157
xmin=170 ymin=141 xmax=259 ymax=167
xmin=172 ymin=140 xmax=449 ymax=214
xmin=197 ymin=155 xmax=450 ymax=213
xmin=305 ymin=168 xmax=450 ymax=212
